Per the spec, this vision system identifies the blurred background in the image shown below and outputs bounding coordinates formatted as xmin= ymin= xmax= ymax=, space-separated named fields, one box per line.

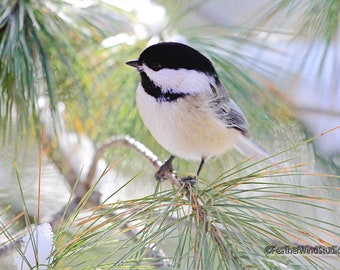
xmin=0 ymin=0 xmax=339 ymax=268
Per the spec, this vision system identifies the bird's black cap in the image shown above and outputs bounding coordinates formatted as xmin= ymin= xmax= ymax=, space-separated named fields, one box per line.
xmin=129 ymin=42 xmax=217 ymax=75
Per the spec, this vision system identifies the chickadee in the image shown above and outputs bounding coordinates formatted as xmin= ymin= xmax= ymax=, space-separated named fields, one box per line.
xmin=127 ymin=42 xmax=271 ymax=181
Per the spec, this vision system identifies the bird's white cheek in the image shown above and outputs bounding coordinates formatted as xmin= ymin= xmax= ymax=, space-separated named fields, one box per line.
xmin=143 ymin=66 xmax=213 ymax=95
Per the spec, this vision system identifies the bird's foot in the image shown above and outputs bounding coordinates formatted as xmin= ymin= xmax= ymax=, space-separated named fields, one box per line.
xmin=180 ymin=176 xmax=197 ymax=187
xmin=155 ymin=156 xmax=175 ymax=181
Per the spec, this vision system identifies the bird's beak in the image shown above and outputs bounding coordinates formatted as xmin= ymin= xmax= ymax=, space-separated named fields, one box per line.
xmin=126 ymin=60 xmax=139 ymax=68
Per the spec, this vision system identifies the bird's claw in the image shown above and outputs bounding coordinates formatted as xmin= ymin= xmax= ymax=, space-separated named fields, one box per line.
xmin=180 ymin=176 xmax=197 ymax=187
xmin=155 ymin=156 xmax=198 ymax=186
xmin=155 ymin=156 xmax=175 ymax=181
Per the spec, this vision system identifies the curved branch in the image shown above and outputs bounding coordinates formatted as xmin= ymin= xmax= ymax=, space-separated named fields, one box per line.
xmin=84 ymin=135 xmax=181 ymax=187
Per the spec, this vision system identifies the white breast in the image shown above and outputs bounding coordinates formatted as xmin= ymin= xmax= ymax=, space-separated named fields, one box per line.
xmin=136 ymin=84 xmax=241 ymax=161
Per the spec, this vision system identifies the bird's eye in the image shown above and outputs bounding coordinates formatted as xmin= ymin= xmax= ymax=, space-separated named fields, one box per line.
xmin=151 ymin=62 xmax=162 ymax=71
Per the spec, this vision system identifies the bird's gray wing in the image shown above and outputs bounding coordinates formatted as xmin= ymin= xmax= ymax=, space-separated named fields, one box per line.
xmin=227 ymin=99 xmax=250 ymax=137
xmin=209 ymin=85 xmax=250 ymax=138
xmin=208 ymin=84 xmax=281 ymax=165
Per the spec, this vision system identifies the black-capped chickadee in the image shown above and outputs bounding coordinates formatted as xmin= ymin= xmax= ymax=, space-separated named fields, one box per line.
xmin=127 ymin=42 xmax=271 ymax=182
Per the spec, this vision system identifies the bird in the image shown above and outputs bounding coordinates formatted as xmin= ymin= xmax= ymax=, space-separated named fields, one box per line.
xmin=126 ymin=42 xmax=272 ymax=183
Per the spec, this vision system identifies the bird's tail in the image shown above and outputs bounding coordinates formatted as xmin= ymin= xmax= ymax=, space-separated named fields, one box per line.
xmin=234 ymin=135 xmax=280 ymax=167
